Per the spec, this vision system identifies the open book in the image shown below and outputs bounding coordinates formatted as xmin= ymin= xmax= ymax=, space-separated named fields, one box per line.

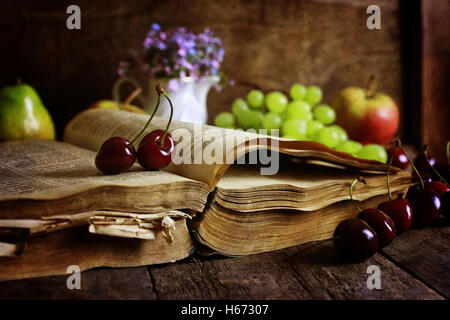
xmin=0 ymin=109 xmax=414 ymax=279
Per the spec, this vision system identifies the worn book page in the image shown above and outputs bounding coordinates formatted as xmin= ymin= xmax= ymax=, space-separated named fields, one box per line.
xmin=0 ymin=139 xmax=209 ymax=218
xmin=216 ymin=162 xmax=414 ymax=211
xmin=63 ymin=109 xmax=391 ymax=189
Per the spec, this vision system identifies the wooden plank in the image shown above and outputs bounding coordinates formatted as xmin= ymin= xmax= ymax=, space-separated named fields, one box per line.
xmin=149 ymin=242 xmax=443 ymax=300
xmin=381 ymin=219 xmax=450 ymax=299
xmin=0 ymin=267 xmax=156 ymax=300
xmin=420 ymin=0 xmax=450 ymax=162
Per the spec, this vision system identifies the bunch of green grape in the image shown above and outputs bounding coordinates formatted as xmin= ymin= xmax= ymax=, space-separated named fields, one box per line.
xmin=214 ymin=84 xmax=387 ymax=163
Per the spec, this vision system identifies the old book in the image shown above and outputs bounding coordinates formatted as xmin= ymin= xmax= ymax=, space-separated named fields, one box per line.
xmin=0 ymin=109 xmax=414 ymax=278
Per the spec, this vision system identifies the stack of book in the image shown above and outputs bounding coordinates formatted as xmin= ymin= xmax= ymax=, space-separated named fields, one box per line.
xmin=0 ymin=109 xmax=413 ymax=280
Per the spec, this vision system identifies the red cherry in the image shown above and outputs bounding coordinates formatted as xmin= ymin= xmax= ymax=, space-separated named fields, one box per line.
xmin=137 ymin=130 xmax=175 ymax=170
xmin=378 ymin=198 xmax=413 ymax=234
xmin=357 ymin=209 xmax=396 ymax=247
xmin=333 ymin=218 xmax=379 ymax=261
xmin=407 ymin=189 xmax=441 ymax=226
xmin=426 ymin=181 xmax=450 ymax=197
xmin=95 ymin=137 xmax=136 ymax=174
xmin=387 ymin=147 xmax=409 ymax=170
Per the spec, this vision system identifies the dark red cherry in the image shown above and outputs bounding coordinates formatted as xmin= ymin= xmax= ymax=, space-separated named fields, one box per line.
xmin=333 ymin=218 xmax=379 ymax=261
xmin=414 ymin=152 xmax=435 ymax=176
xmin=95 ymin=136 xmax=136 ymax=174
xmin=407 ymin=189 xmax=441 ymax=226
xmin=357 ymin=209 xmax=396 ymax=247
xmin=387 ymin=147 xmax=409 ymax=170
xmin=426 ymin=181 xmax=450 ymax=197
xmin=440 ymin=191 xmax=450 ymax=219
xmin=137 ymin=129 xmax=175 ymax=170
xmin=378 ymin=198 xmax=413 ymax=234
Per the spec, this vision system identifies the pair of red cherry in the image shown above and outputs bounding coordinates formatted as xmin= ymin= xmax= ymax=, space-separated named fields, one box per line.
xmin=333 ymin=175 xmax=410 ymax=261
xmin=95 ymin=85 xmax=175 ymax=174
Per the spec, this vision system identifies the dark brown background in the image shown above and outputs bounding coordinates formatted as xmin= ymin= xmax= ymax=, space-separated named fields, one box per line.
xmin=0 ymin=0 xmax=448 ymax=159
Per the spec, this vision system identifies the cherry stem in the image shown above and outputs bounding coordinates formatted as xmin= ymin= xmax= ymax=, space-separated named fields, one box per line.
xmin=16 ymin=78 xmax=22 ymax=85
xmin=129 ymin=87 xmax=162 ymax=146
xmin=158 ymin=86 xmax=174 ymax=145
xmin=386 ymin=141 xmax=398 ymax=201
xmin=349 ymin=177 xmax=366 ymax=212
xmin=395 ymin=139 xmax=424 ymax=189
xmin=447 ymin=141 xmax=450 ymax=165
xmin=424 ymin=145 xmax=449 ymax=187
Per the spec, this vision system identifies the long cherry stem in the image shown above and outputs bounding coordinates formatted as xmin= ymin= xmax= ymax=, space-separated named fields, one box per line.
xmin=447 ymin=141 xmax=450 ymax=165
xmin=349 ymin=177 xmax=366 ymax=212
xmin=129 ymin=86 xmax=162 ymax=146
xmin=386 ymin=141 xmax=398 ymax=201
xmin=157 ymin=85 xmax=174 ymax=145
xmin=395 ymin=140 xmax=424 ymax=189
xmin=424 ymin=145 xmax=449 ymax=187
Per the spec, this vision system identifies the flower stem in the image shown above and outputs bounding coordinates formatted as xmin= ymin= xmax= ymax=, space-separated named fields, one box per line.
xmin=129 ymin=87 xmax=162 ymax=146
xmin=349 ymin=177 xmax=366 ymax=212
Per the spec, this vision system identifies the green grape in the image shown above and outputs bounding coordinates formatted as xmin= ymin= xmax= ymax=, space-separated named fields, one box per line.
xmin=334 ymin=140 xmax=362 ymax=155
xmin=313 ymin=104 xmax=336 ymax=125
xmin=329 ymin=124 xmax=348 ymax=142
xmin=356 ymin=144 xmax=388 ymax=163
xmin=262 ymin=112 xmax=282 ymax=135
xmin=306 ymin=120 xmax=324 ymax=138
xmin=265 ymin=91 xmax=288 ymax=114
xmin=289 ymin=83 xmax=307 ymax=101
xmin=237 ymin=109 xmax=258 ymax=129
xmin=253 ymin=110 xmax=265 ymax=129
xmin=247 ymin=89 xmax=265 ymax=109
xmin=305 ymin=86 xmax=323 ymax=106
xmin=214 ymin=112 xmax=235 ymax=128
xmin=286 ymin=101 xmax=312 ymax=120
xmin=232 ymin=98 xmax=249 ymax=117
xmin=281 ymin=119 xmax=308 ymax=139
xmin=313 ymin=127 xmax=340 ymax=148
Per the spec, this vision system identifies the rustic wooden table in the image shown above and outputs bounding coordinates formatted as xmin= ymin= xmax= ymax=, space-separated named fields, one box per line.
xmin=0 ymin=219 xmax=448 ymax=300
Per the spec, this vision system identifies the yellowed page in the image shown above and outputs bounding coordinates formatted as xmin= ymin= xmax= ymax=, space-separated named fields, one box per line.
xmin=216 ymin=162 xmax=414 ymax=211
xmin=0 ymin=139 xmax=206 ymax=202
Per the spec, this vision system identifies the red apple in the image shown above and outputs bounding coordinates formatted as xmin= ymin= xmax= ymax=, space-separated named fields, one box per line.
xmin=330 ymin=87 xmax=399 ymax=145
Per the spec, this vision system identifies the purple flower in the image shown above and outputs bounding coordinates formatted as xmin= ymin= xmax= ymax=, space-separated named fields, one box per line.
xmin=118 ymin=23 xmax=226 ymax=91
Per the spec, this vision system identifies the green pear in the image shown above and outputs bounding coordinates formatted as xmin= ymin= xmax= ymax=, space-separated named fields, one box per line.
xmin=0 ymin=83 xmax=55 ymax=142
